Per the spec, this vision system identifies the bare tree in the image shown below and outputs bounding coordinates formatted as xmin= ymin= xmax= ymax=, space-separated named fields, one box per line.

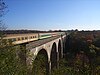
xmin=0 ymin=0 xmax=7 ymax=37
xmin=0 ymin=0 xmax=7 ymax=17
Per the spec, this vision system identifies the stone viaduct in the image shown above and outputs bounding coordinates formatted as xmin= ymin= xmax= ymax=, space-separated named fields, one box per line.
xmin=18 ymin=34 xmax=67 ymax=75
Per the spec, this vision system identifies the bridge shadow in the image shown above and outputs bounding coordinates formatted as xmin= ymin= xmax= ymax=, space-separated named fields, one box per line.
xmin=58 ymin=40 xmax=62 ymax=59
xmin=50 ymin=42 xmax=57 ymax=71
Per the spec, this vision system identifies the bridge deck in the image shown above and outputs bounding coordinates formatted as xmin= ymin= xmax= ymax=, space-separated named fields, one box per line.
xmin=26 ymin=35 xmax=61 ymax=50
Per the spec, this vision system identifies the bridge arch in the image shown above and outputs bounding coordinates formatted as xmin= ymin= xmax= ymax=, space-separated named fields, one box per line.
xmin=50 ymin=42 xmax=57 ymax=70
xmin=32 ymin=49 xmax=49 ymax=75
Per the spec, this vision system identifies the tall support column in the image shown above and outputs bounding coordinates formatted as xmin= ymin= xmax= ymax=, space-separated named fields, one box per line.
xmin=48 ymin=60 xmax=51 ymax=75
xmin=61 ymin=42 xmax=64 ymax=58
xmin=57 ymin=52 xmax=59 ymax=69
xmin=61 ymin=36 xmax=64 ymax=58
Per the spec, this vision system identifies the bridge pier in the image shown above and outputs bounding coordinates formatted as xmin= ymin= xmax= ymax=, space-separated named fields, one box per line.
xmin=59 ymin=44 xmax=63 ymax=59
xmin=48 ymin=60 xmax=51 ymax=75
xmin=61 ymin=36 xmax=64 ymax=58
xmin=57 ymin=52 xmax=59 ymax=69
xmin=18 ymin=44 xmax=27 ymax=65
xmin=63 ymin=37 xmax=67 ymax=57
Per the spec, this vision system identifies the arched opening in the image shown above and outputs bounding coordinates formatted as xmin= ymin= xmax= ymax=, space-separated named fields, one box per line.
xmin=63 ymin=37 xmax=67 ymax=54
xmin=32 ymin=49 xmax=49 ymax=75
xmin=58 ymin=40 xmax=62 ymax=59
xmin=50 ymin=42 xmax=57 ymax=70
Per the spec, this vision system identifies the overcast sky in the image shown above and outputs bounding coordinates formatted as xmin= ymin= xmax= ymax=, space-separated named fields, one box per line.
xmin=4 ymin=0 xmax=100 ymax=30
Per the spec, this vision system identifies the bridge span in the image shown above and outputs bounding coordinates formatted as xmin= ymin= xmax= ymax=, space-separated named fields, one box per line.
xmin=5 ymin=32 xmax=67 ymax=75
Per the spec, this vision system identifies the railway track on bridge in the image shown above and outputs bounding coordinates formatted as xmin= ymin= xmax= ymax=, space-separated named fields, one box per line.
xmin=26 ymin=35 xmax=61 ymax=50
